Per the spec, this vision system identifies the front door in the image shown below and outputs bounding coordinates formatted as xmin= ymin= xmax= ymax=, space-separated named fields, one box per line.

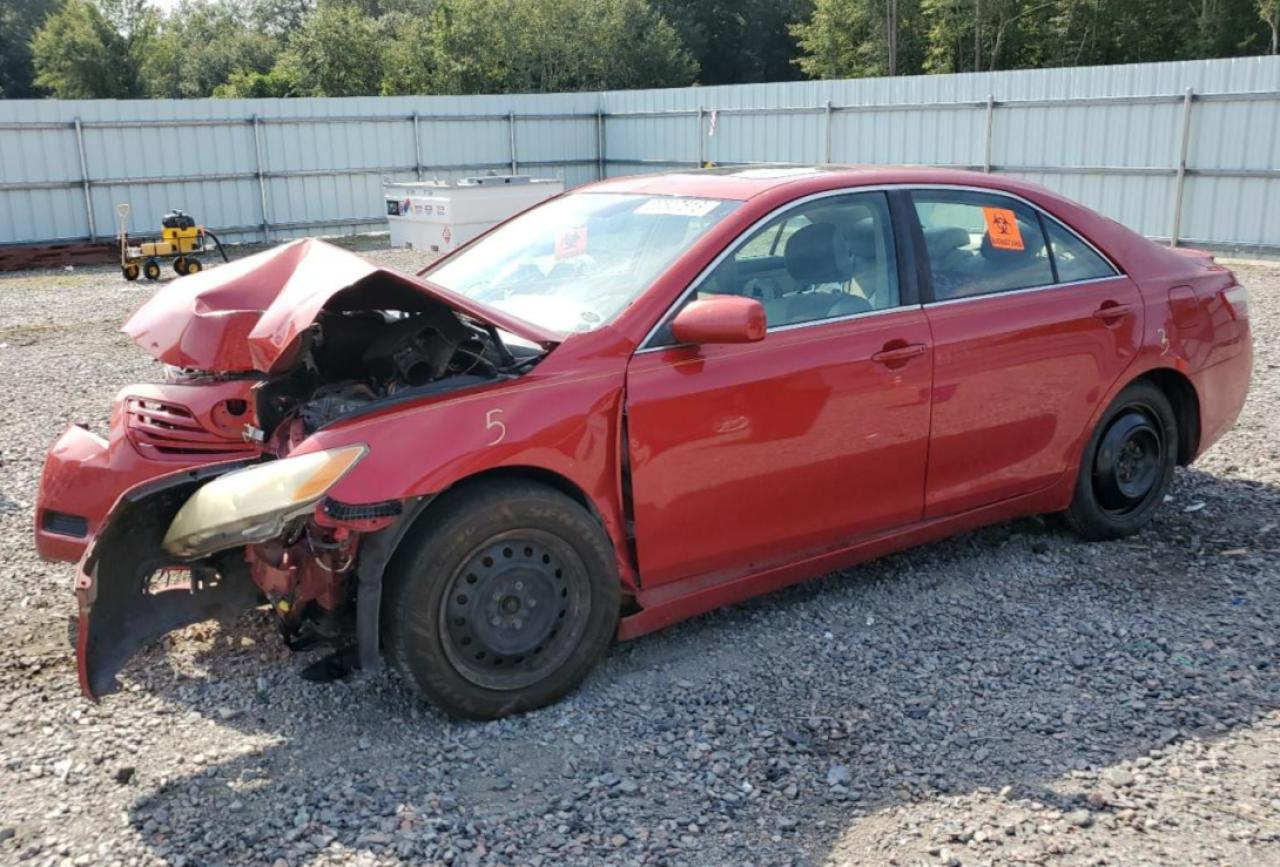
xmin=908 ymin=188 xmax=1144 ymax=518
xmin=624 ymin=190 xmax=933 ymax=587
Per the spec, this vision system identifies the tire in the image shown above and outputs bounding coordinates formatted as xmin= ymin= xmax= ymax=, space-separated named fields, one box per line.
xmin=1065 ymin=380 xmax=1178 ymax=541
xmin=122 ymin=263 xmax=139 ymax=281
xmin=383 ymin=481 xmax=620 ymax=720
xmin=142 ymin=258 xmax=161 ymax=281
xmin=184 ymin=256 xmax=202 ymax=274
xmin=173 ymin=257 xmax=187 ymax=275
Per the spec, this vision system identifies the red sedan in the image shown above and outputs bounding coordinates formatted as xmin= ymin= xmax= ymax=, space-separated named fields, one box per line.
xmin=36 ymin=166 xmax=1251 ymax=718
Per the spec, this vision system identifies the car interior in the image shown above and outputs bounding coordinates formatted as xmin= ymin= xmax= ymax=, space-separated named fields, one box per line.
xmin=698 ymin=199 xmax=898 ymax=328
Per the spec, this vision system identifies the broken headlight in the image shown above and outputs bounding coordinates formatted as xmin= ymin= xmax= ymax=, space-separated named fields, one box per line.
xmin=162 ymin=445 xmax=367 ymax=559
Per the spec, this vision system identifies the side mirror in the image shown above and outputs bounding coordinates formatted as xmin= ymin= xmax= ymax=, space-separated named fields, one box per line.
xmin=670 ymin=296 xmax=767 ymax=345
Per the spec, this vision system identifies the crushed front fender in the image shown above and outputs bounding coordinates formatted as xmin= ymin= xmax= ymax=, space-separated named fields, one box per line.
xmin=76 ymin=466 xmax=260 ymax=699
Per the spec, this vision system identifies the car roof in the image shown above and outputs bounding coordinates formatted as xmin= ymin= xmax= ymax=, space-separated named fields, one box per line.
xmin=580 ymin=164 xmax=1053 ymax=203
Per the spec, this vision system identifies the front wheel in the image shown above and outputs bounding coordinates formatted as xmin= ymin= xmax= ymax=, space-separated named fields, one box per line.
xmin=1065 ymin=381 xmax=1178 ymax=541
xmin=383 ymin=481 xmax=620 ymax=719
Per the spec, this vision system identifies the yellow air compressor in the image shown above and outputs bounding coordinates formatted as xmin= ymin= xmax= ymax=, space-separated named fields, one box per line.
xmin=116 ymin=205 xmax=228 ymax=281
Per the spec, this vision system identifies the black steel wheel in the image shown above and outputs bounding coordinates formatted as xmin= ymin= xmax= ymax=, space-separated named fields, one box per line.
xmin=440 ymin=531 xmax=592 ymax=691
xmin=142 ymin=258 xmax=161 ymax=281
xmin=1066 ymin=380 xmax=1178 ymax=540
xmin=383 ymin=480 xmax=619 ymax=719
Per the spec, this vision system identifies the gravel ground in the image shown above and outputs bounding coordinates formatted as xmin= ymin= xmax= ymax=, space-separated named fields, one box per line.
xmin=0 ymin=241 xmax=1276 ymax=867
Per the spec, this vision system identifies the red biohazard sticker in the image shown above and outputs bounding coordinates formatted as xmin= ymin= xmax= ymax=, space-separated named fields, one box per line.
xmin=983 ymin=207 xmax=1024 ymax=251
xmin=555 ymin=225 xmax=588 ymax=259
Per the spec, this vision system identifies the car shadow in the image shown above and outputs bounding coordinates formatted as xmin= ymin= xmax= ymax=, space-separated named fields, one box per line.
xmin=119 ymin=465 xmax=1279 ymax=865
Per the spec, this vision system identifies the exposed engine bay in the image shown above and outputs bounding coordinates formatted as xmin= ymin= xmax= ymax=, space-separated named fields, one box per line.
xmin=153 ymin=300 xmax=543 ymax=668
xmin=246 ymin=303 xmax=535 ymax=442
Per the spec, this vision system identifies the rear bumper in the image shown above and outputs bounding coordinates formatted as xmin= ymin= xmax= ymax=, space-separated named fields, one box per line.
xmin=1191 ymin=328 xmax=1253 ymax=460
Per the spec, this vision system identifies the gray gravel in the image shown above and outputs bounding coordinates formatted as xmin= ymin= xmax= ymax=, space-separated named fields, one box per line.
xmin=0 ymin=240 xmax=1277 ymax=867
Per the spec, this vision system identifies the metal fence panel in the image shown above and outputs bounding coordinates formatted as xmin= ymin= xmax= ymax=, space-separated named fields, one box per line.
xmin=1 ymin=57 xmax=1279 ymax=253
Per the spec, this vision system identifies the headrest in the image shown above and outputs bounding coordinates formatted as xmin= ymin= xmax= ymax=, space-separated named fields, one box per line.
xmin=981 ymin=218 xmax=1039 ymax=263
xmin=785 ymin=222 xmax=856 ymax=285
xmin=924 ymin=226 xmax=969 ymax=256
xmin=847 ymin=218 xmax=878 ymax=260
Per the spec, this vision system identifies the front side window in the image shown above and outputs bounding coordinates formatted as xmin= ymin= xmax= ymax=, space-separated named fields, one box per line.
xmin=425 ymin=193 xmax=739 ymax=335
xmin=690 ymin=191 xmax=900 ymax=331
xmin=911 ymin=190 xmax=1053 ymax=301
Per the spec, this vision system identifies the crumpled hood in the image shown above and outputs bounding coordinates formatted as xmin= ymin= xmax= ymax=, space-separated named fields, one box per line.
xmin=123 ymin=238 xmax=559 ymax=373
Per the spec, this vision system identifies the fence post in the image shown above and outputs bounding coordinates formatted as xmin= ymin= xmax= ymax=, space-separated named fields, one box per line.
xmin=508 ymin=111 xmax=518 ymax=174
xmin=696 ymin=106 xmax=706 ymax=167
xmin=251 ymin=115 xmax=270 ymax=242
xmin=595 ymin=108 xmax=606 ymax=180
xmin=73 ymin=118 xmax=96 ymax=241
xmin=824 ymin=99 xmax=833 ymax=163
xmin=412 ymin=112 xmax=423 ymax=180
xmin=983 ymin=94 xmax=995 ymax=173
xmin=1170 ymin=87 xmax=1194 ymax=248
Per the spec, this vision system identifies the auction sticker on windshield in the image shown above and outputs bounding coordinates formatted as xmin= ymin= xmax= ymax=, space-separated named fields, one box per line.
xmin=635 ymin=198 xmax=723 ymax=217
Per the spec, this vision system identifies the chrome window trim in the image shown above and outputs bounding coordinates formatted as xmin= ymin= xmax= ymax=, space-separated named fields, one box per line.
xmin=636 ymin=182 xmax=1123 ymax=352
xmin=923 ymin=274 xmax=1122 ymax=308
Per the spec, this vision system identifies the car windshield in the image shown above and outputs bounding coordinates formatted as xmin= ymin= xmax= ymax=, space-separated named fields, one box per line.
xmin=424 ymin=192 xmax=740 ymax=334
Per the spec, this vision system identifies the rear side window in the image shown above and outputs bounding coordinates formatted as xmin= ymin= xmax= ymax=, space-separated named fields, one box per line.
xmin=911 ymin=190 xmax=1053 ymax=301
xmin=1043 ymin=219 xmax=1117 ymax=282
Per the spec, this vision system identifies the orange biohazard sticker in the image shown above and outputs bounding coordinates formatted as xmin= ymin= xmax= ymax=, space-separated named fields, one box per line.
xmin=555 ymin=225 xmax=588 ymax=260
xmin=982 ymin=207 xmax=1024 ymax=251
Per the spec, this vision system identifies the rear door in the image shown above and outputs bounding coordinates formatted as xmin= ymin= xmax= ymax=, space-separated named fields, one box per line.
xmin=624 ymin=190 xmax=933 ymax=587
xmin=909 ymin=188 xmax=1143 ymax=518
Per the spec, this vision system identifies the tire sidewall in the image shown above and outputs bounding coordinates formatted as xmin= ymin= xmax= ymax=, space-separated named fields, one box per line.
xmin=385 ymin=483 xmax=619 ymax=719
xmin=1068 ymin=381 xmax=1178 ymax=540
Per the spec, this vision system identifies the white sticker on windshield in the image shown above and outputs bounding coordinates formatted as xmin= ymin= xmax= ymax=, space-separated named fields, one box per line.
xmin=635 ymin=198 xmax=722 ymax=217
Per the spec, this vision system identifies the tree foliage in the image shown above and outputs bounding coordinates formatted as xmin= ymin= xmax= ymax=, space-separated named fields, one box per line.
xmin=796 ymin=0 xmax=1275 ymax=78
xmin=31 ymin=0 xmax=154 ymax=97
xmin=13 ymin=0 xmax=1280 ymax=101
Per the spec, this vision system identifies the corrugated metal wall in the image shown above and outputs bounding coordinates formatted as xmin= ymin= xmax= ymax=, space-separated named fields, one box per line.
xmin=2 ymin=56 xmax=1278 ymax=253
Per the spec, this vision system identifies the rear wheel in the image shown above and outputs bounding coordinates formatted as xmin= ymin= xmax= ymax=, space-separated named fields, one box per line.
xmin=183 ymin=256 xmax=202 ymax=275
xmin=173 ymin=256 xmax=187 ymax=275
xmin=142 ymin=258 xmax=161 ymax=281
xmin=122 ymin=263 xmax=140 ymax=281
xmin=383 ymin=481 xmax=619 ymax=719
xmin=1065 ymin=381 xmax=1178 ymax=540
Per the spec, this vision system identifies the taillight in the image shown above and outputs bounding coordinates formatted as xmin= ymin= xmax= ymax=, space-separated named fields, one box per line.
xmin=1221 ymin=284 xmax=1249 ymax=320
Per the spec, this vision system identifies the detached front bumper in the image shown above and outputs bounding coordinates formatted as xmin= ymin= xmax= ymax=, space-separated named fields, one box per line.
xmin=36 ymin=381 xmax=264 ymax=563
xmin=73 ymin=468 xmax=259 ymax=698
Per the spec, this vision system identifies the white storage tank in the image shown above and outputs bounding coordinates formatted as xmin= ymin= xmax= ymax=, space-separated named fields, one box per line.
xmin=384 ymin=175 xmax=564 ymax=253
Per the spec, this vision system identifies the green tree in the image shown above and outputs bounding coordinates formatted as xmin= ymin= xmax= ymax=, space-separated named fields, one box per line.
xmin=275 ymin=1 xmax=385 ymax=96
xmin=1261 ymin=0 xmax=1280 ymax=53
xmin=399 ymin=0 xmax=695 ymax=95
xmin=142 ymin=0 xmax=280 ymax=98
xmin=31 ymin=0 xmax=154 ymax=97
xmin=212 ymin=67 xmax=295 ymax=97
xmin=793 ymin=0 xmax=925 ymax=78
xmin=653 ymin=0 xmax=811 ymax=84
xmin=0 ymin=0 xmax=59 ymax=98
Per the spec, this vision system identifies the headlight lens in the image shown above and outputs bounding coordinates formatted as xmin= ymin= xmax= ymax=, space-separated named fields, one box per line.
xmin=162 ymin=445 xmax=367 ymax=559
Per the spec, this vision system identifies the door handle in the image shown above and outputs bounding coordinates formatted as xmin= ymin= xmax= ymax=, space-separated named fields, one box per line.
xmin=870 ymin=342 xmax=928 ymax=366
xmin=1092 ymin=303 xmax=1133 ymax=322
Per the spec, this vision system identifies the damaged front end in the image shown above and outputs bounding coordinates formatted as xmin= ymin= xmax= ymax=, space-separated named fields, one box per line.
xmin=42 ymin=238 xmax=555 ymax=698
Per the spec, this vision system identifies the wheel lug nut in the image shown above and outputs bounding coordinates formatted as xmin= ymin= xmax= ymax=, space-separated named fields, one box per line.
xmin=514 ymin=581 xmax=524 ymax=590
xmin=491 ymin=616 xmax=502 ymax=627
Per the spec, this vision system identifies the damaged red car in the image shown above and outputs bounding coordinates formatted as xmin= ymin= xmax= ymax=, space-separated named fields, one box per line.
xmin=36 ymin=167 xmax=1251 ymax=719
